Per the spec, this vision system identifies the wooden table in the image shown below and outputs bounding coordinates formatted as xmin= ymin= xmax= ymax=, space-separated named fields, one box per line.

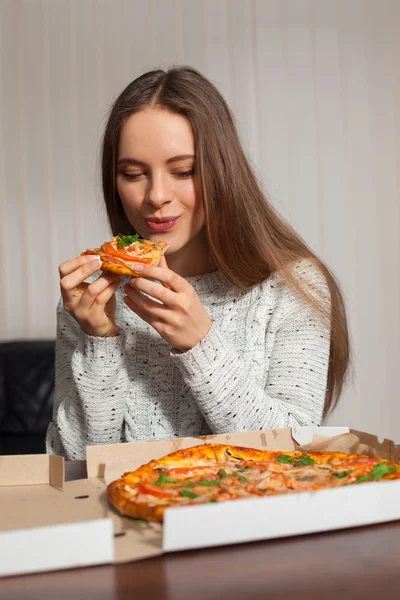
xmin=2 ymin=460 xmax=400 ymax=599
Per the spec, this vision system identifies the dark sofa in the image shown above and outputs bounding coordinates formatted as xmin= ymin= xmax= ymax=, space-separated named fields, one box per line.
xmin=0 ymin=340 xmax=55 ymax=455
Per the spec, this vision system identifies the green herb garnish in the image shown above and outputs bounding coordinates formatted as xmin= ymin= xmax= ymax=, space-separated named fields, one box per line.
xmin=295 ymin=455 xmax=315 ymax=466
xmin=182 ymin=482 xmax=196 ymax=488
xmin=277 ymin=454 xmax=295 ymax=464
xmin=218 ymin=469 xmax=228 ymax=478
xmin=208 ymin=499 xmax=217 ymax=503
xmin=155 ymin=474 xmax=178 ymax=486
xmin=181 ymin=490 xmax=199 ymax=499
xmin=332 ymin=470 xmax=353 ymax=479
xmin=277 ymin=454 xmax=315 ymax=466
xmin=357 ymin=463 xmax=397 ymax=483
xmin=239 ymin=476 xmax=248 ymax=485
xmin=117 ymin=233 xmax=142 ymax=248
xmin=199 ymin=479 xmax=221 ymax=487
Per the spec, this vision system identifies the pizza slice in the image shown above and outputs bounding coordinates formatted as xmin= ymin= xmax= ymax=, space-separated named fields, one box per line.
xmin=81 ymin=234 xmax=169 ymax=277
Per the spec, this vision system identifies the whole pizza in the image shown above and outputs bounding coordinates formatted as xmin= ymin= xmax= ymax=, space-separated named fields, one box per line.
xmin=106 ymin=444 xmax=400 ymax=522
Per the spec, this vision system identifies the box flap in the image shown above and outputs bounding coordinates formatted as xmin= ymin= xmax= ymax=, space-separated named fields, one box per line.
xmin=163 ymin=479 xmax=400 ymax=553
xmin=0 ymin=519 xmax=113 ymax=577
xmin=86 ymin=437 xmax=204 ymax=478
xmin=201 ymin=428 xmax=295 ymax=449
xmin=0 ymin=454 xmax=64 ymax=488
xmin=350 ymin=429 xmax=400 ymax=461
xmin=292 ymin=426 xmax=349 ymax=446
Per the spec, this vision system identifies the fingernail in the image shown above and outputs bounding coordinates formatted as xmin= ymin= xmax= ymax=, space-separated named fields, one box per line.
xmin=90 ymin=256 xmax=101 ymax=266
xmin=132 ymin=264 xmax=144 ymax=272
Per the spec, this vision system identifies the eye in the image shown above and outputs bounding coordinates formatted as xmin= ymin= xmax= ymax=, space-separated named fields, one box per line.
xmin=174 ymin=169 xmax=194 ymax=179
xmin=121 ymin=172 xmax=145 ymax=181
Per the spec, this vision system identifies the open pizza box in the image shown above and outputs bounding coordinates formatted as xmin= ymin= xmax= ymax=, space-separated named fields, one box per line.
xmin=1 ymin=426 xmax=400 ymax=578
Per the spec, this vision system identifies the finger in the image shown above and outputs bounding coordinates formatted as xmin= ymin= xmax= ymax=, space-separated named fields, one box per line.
xmin=60 ymin=256 xmax=102 ymax=295
xmin=123 ymin=286 xmax=168 ymax=321
xmin=59 ymin=254 xmax=101 ymax=278
xmin=130 ymin=263 xmax=186 ymax=293
xmin=156 ymin=255 xmax=172 ymax=289
xmin=90 ymin=278 xmax=121 ymax=315
xmin=79 ymin=272 xmax=121 ymax=312
xmin=158 ymin=255 xmax=168 ymax=269
xmin=128 ymin=277 xmax=178 ymax=307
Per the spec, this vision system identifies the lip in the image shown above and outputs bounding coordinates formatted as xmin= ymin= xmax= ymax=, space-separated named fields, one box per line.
xmin=145 ymin=216 xmax=180 ymax=223
xmin=145 ymin=216 xmax=180 ymax=232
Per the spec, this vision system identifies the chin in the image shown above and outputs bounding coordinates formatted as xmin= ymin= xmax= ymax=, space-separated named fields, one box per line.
xmin=164 ymin=242 xmax=183 ymax=256
xmin=165 ymin=236 xmax=193 ymax=256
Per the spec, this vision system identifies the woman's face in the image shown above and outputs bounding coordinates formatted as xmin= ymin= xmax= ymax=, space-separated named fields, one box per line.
xmin=116 ymin=108 xmax=208 ymax=269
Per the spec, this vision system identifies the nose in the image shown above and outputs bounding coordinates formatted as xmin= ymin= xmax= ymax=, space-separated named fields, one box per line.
xmin=146 ymin=171 xmax=171 ymax=208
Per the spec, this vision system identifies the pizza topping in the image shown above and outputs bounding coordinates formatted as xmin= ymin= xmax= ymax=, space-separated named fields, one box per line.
xmin=137 ymin=483 xmax=178 ymax=498
xmin=165 ymin=466 xmax=219 ymax=480
xmin=244 ymin=483 xmax=266 ymax=496
xmin=330 ymin=456 xmax=378 ymax=469
xmin=180 ymin=490 xmax=199 ymax=499
xmin=198 ymin=479 xmax=221 ymax=486
xmin=102 ymin=241 xmax=153 ymax=264
xmin=277 ymin=453 xmax=315 ymax=466
xmin=227 ymin=472 xmax=249 ymax=485
xmin=155 ymin=474 xmax=178 ymax=485
xmin=224 ymin=449 xmax=242 ymax=459
xmin=332 ymin=470 xmax=353 ymax=478
xmin=215 ymin=488 xmax=239 ymax=501
xmin=117 ymin=233 xmax=143 ymax=248
xmin=356 ymin=462 xmax=397 ymax=482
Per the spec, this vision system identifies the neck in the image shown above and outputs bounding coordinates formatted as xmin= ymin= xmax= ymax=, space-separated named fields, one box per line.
xmin=166 ymin=228 xmax=217 ymax=278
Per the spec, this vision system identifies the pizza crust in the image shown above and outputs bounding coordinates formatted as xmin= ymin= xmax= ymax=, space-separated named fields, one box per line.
xmin=107 ymin=480 xmax=166 ymax=521
xmin=98 ymin=259 xmax=140 ymax=277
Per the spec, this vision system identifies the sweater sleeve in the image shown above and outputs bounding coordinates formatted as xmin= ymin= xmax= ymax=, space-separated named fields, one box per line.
xmin=45 ymin=299 xmax=130 ymax=459
xmin=170 ymin=271 xmax=331 ymax=432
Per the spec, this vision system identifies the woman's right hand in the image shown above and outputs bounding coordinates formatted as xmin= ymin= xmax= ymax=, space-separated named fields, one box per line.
xmin=59 ymin=255 xmax=122 ymax=337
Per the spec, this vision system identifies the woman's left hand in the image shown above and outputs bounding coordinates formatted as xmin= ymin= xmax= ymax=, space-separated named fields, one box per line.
xmin=123 ymin=257 xmax=212 ymax=352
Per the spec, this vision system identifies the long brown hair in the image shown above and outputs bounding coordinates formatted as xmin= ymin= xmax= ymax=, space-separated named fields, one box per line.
xmin=101 ymin=66 xmax=350 ymax=418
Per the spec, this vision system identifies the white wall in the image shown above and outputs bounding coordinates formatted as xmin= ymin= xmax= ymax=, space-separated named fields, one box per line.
xmin=1 ymin=0 xmax=399 ymax=439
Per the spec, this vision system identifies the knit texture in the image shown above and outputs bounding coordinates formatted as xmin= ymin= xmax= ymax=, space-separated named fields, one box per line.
xmin=46 ymin=261 xmax=331 ymax=460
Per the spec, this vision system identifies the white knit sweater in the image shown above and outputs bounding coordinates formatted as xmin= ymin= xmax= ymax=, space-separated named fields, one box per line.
xmin=46 ymin=261 xmax=331 ymax=460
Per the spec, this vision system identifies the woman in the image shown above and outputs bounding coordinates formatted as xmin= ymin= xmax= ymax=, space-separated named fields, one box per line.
xmin=46 ymin=66 xmax=350 ymax=460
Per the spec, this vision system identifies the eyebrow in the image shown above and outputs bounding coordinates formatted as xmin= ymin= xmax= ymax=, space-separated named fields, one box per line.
xmin=117 ymin=154 xmax=195 ymax=167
